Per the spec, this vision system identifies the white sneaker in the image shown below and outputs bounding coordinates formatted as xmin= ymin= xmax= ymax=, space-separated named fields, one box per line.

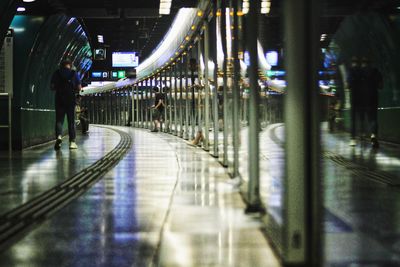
xmin=349 ymin=139 xmax=356 ymax=146
xmin=69 ymin=141 xmax=78 ymax=149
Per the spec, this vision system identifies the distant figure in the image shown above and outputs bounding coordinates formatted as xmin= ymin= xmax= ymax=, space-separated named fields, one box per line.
xmin=347 ymin=56 xmax=364 ymax=146
xmin=328 ymin=92 xmax=341 ymax=132
xmin=150 ymin=86 xmax=165 ymax=132
xmin=360 ymin=57 xmax=383 ymax=148
xmin=217 ymin=85 xmax=224 ymax=131
xmin=76 ymin=95 xmax=89 ymax=135
xmin=50 ymin=58 xmax=82 ymax=150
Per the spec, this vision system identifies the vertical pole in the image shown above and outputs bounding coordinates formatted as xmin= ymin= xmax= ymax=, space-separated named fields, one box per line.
xmin=8 ymin=95 xmax=12 ymax=153
xmin=203 ymin=21 xmax=210 ymax=151
xmin=145 ymin=79 xmax=149 ymax=129
xmin=246 ymin=0 xmax=262 ymax=212
xmin=136 ymin=85 xmax=139 ymax=127
xmin=95 ymin=95 xmax=98 ymax=124
xmin=102 ymin=93 xmax=105 ymax=124
xmin=131 ymin=86 xmax=135 ymax=127
xmin=212 ymin=2 xmax=219 ymax=157
xmin=169 ymin=67 xmax=173 ymax=134
xmin=184 ymin=52 xmax=190 ymax=140
xmin=150 ymin=77 xmax=154 ymax=130
xmin=197 ymin=40 xmax=203 ymax=143
xmin=104 ymin=93 xmax=107 ymax=124
xmin=140 ymin=82 xmax=144 ymax=128
xmin=284 ymin=0 xmax=322 ymax=266
xmin=111 ymin=92 xmax=115 ymax=125
xmin=221 ymin=0 xmax=229 ymax=166
xmin=121 ymin=90 xmax=124 ymax=125
xmin=123 ymin=89 xmax=126 ymax=126
xmin=97 ymin=95 xmax=100 ymax=124
xmin=111 ymin=92 xmax=114 ymax=125
xmin=232 ymin=0 xmax=240 ymax=178
xmin=164 ymin=70 xmax=168 ymax=133
xmin=174 ymin=64 xmax=178 ymax=135
xmin=179 ymin=58 xmax=183 ymax=137
xmin=116 ymin=91 xmax=119 ymax=125
xmin=190 ymin=48 xmax=196 ymax=140
xmin=107 ymin=92 xmax=110 ymax=125
xmin=162 ymin=70 xmax=167 ymax=133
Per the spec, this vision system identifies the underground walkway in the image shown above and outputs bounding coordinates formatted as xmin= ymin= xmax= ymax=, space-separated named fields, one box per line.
xmin=0 ymin=126 xmax=280 ymax=267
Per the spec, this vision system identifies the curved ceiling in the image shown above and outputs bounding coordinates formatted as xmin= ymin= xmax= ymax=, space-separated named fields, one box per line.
xmin=19 ymin=0 xmax=198 ymax=60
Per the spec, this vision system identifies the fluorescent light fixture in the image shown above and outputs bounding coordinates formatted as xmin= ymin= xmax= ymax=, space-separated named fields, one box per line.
xmin=23 ymin=0 xmax=35 ymax=2
xmin=261 ymin=2 xmax=271 ymax=8
xmin=261 ymin=0 xmax=271 ymax=14
xmin=17 ymin=7 xmax=26 ymax=12
xmin=242 ymin=0 xmax=249 ymax=14
xmin=261 ymin=7 xmax=270 ymax=14
xmin=97 ymin=35 xmax=104 ymax=43
xmin=159 ymin=0 xmax=172 ymax=15
xmin=10 ymin=27 xmax=25 ymax=33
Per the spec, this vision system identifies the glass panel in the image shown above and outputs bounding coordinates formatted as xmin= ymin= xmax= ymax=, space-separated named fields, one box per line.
xmin=238 ymin=0 xmax=286 ymax=251
xmin=320 ymin=0 xmax=400 ymax=265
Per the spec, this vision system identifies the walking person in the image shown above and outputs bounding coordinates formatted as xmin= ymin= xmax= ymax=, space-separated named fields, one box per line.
xmin=50 ymin=58 xmax=82 ymax=150
xmin=347 ymin=56 xmax=364 ymax=146
xmin=360 ymin=57 xmax=383 ymax=148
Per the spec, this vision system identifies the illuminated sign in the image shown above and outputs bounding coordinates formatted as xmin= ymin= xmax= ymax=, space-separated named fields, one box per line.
xmin=91 ymin=71 xmax=102 ymax=78
xmin=267 ymin=70 xmax=286 ymax=77
xmin=117 ymin=71 xmax=126 ymax=79
xmin=266 ymin=51 xmax=278 ymax=66
xmin=112 ymin=52 xmax=139 ymax=67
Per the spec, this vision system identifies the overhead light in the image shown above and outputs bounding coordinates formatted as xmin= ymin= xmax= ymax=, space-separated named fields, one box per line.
xmin=159 ymin=0 xmax=172 ymax=15
xmin=242 ymin=0 xmax=249 ymax=14
xmin=23 ymin=0 xmax=36 ymax=2
xmin=261 ymin=0 xmax=271 ymax=14
xmin=17 ymin=7 xmax=26 ymax=12
xmin=97 ymin=35 xmax=104 ymax=43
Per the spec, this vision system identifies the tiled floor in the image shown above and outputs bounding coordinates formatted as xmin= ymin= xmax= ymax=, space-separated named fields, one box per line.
xmin=0 ymin=126 xmax=280 ymax=267
xmin=2 ymin=122 xmax=397 ymax=266
xmin=0 ymin=127 xmax=120 ymax=213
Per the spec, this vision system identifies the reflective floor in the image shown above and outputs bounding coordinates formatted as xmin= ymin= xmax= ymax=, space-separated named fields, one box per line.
xmin=0 ymin=126 xmax=280 ymax=267
xmin=2 ymin=123 xmax=398 ymax=266
xmin=253 ymin=123 xmax=400 ymax=267
xmin=0 ymin=126 xmax=120 ymax=213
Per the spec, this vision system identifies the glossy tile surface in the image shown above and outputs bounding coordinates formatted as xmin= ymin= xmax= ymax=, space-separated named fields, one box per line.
xmin=0 ymin=126 xmax=120 ymax=214
xmin=0 ymin=127 xmax=280 ymax=267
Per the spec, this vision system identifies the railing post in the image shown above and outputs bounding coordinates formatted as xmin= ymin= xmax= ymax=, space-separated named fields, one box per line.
xmin=232 ymin=0 xmax=240 ymax=178
xmin=246 ymin=0 xmax=263 ymax=212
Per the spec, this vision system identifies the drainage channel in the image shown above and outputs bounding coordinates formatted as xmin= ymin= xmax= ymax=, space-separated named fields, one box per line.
xmin=0 ymin=126 xmax=132 ymax=252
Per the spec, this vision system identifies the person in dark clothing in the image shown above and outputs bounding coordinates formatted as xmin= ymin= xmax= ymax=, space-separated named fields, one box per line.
xmin=360 ymin=57 xmax=383 ymax=148
xmin=150 ymin=86 xmax=165 ymax=132
xmin=347 ymin=56 xmax=364 ymax=146
xmin=76 ymin=95 xmax=89 ymax=135
xmin=50 ymin=58 xmax=82 ymax=150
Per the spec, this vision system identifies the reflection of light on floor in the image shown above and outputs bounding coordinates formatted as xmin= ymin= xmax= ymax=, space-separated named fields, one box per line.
xmin=163 ymin=229 xmax=193 ymax=266
xmin=11 ymin=243 xmax=36 ymax=262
